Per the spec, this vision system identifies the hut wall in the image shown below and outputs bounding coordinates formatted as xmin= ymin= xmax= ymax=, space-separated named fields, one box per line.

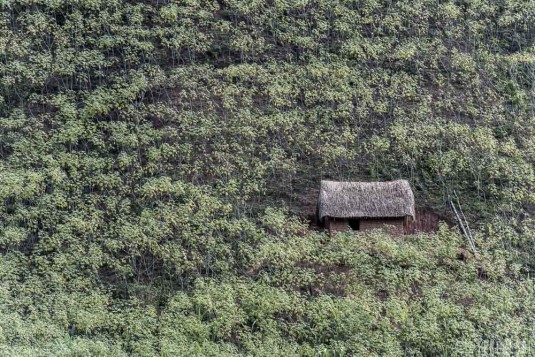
xmin=326 ymin=217 xmax=350 ymax=234
xmin=360 ymin=217 xmax=404 ymax=234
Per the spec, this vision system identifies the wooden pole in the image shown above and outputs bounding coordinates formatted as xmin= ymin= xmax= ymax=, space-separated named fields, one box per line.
xmin=450 ymin=200 xmax=477 ymax=257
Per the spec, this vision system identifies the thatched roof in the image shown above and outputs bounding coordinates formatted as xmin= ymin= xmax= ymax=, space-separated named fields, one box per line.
xmin=318 ymin=180 xmax=415 ymax=220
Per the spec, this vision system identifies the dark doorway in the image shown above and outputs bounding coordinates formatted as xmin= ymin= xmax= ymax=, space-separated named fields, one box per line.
xmin=348 ymin=219 xmax=360 ymax=231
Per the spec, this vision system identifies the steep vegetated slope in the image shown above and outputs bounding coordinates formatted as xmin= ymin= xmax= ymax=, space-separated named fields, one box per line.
xmin=0 ymin=1 xmax=533 ymax=355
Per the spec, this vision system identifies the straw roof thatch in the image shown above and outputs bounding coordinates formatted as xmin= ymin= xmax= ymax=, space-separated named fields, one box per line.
xmin=318 ymin=180 xmax=415 ymax=220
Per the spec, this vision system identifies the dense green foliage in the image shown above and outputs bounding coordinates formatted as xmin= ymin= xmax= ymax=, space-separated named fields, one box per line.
xmin=0 ymin=0 xmax=533 ymax=355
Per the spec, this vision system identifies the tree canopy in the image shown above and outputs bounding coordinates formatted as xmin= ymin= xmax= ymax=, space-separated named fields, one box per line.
xmin=0 ymin=0 xmax=533 ymax=355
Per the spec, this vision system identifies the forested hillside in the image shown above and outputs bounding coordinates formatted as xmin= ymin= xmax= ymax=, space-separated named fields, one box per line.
xmin=0 ymin=0 xmax=534 ymax=355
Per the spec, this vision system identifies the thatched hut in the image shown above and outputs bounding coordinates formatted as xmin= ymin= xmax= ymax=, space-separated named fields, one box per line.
xmin=317 ymin=180 xmax=415 ymax=234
